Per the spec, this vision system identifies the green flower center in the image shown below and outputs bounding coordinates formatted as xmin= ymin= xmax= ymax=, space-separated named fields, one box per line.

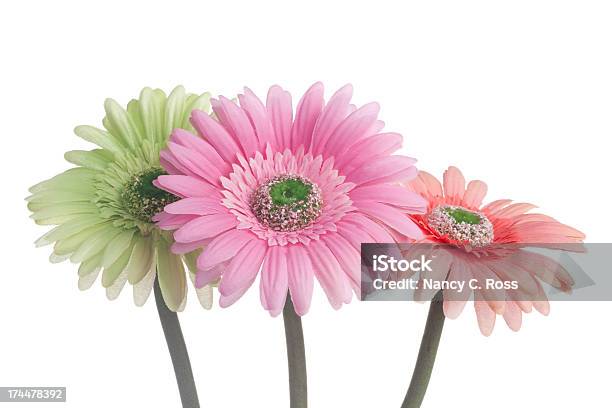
xmin=251 ymin=175 xmax=322 ymax=232
xmin=121 ymin=168 xmax=178 ymax=223
xmin=443 ymin=207 xmax=481 ymax=225
xmin=427 ymin=205 xmax=494 ymax=247
xmin=269 ymin=179 xmax=312 ymax=206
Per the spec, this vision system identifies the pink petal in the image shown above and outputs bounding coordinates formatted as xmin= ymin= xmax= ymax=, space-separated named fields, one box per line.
xmin=238 ymin=87 xmax=275 ymax=150
xmin=493 ymin=202 xmax=537 ymax=218
xmin=410 ymin=171 xmax=444 ymax=200
xmin=190 ymin=109 xmax=241 ymax=162
xmin=286 ymin=245 xmax=315 ymax=315
xmin=532 ymin=279 xmax=550 ymax=316
xmin=212 ymin=96 xmax=258 ymax=158
xmin=351 ymin=185 xmax=427 ymax=213
xmin=443 ymin=166 xmax=465 ymax=204
xmin=439 ymin=257 xmax=470 ymax=314
xmin=290 ymin=82 xmax=324 ymax=151
xmin=164 ymin=197 xmax=225 ymax=216
xmin=347 ymin=156 xmax=417 ymax=186
xmin=159 ymin=150 xmax=199 ymax=179
xmin=533 ymin=298 xmax=550 ymax=316
xmin=218 ymin=239 xmax=267 ymax=296
xmin=507 ymin=251 xmax=574 ymax=292
xmin=195 ymin=263 xmax=225 ymax=287
xmin=481 ymin=199 xmax=513 ymax=214
xmin=307 ymin=239 xmax=352 ymax=309
xmin=462 ymin=180 xmax=488 ymax=209
xmin=154 ymin=213 xmax=198 ymax=230
xmin=486 ymin=257 xmax=540 ymax=297
xmin=266 ymin=85 xmax=293 ymax=150
xmin=502 ymin=301 xmax=523 ymax=332
xmin=511 ymin=221 xmax=585 ymax=242
xmin=474 ymin=295 xmax=496 ymax=336
xmin=170 ymin=129 xmax=230 ymax=177
xmin=443 ymin=300 xmax=468 ymax=320
xmin=160 ymin=155 xmax=182 ymax=175
xmin=412 ymin=248 xmax=452 ymax=302
xmin=322 ymin=233 xmax=360 ymax=292
xmin=174 ymin=213 xmax=237 ymax=243
xmin=219 ymin=285 xmax=251 ymax=308
xmin=260 ymin=246 xmax=289 ymax=316
xmin=171 ymin=239 xmax=210 ymax=254
xmin=197 ymin=229 xmax=256 ymax=270
xmin=341 ymin=213 xmax=395 ymax=243
xmin=310 ymin=84 xmax=353 ymax=156
xmin=166 ymin=142 xmax=223 ymax=186
xmin=336 ymin=132 xmax=402 ymax=171
xmin=336 ymin=220 xmax=380 ymax=251
xmin=323 ymin=102 xmax=380 ymax=158
xmin=357 ymin=201 xmax=424 ymax=240
xmin=155 ymin=175 xmax=220 ymax=198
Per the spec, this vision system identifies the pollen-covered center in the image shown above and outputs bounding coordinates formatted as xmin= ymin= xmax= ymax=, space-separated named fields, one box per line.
xmin=427 ymin=205 xmax=494 ymax=247
xmin=121 ymin=168 xmax=178 ymax=223
xmin=251 ymin=175 xmax=322 ymax=232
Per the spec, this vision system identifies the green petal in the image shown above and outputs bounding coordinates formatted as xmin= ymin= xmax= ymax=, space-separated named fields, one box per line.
xmin=156 ymin=238 xmax=186 ymax=312
xmin=183 ymin=250 xmax=201 ymax=275
xmin=183 ymin=92 xmax=211 ymax=130
xmin=78 ymin=267 xmax=100 ymax=290
xmin=29 ymin=168 xmax=96 ymax=194
xmin=163 ymin=86 xmax=186 ymax=137
xmin=65 ymin=149 xmax=113 ymax=170
xmin=30 ymin=202 xmax=96 ymax=222
xmin=133 ymin=266 xmax=155 ymax=306
xmin=35 ymin=216 xmax=104 ymax=247
xmin=102 ymin=239 xmax=134 ymax=287
xmin=78 ymin=252 xmax=103 ymax=277
xmin=53 ymin=223 xmax=110 ymax=256
xmin=103 ymin=98 xmax=138 ymax=151
xmin=106 ymin=270 xmax=128 ymax=300
xmin=74 ymin=125 xmax=123 ymax=153
xmin=70 ymin=225 xmax=123 ymax=263
xmin=127 ymin=236 xmax=155 ymax=284
xmin=35 ymin=213 xmax=88 ymax=226
xmin=187 ymin=271 xmax=213 ymax=310
xmin=138 ymin=87 xmax=164 ymax=145
xmin=101 ymin=229 xmax=135 ymax=268
xmin=27 ymin=189 xmax=92 ymax=207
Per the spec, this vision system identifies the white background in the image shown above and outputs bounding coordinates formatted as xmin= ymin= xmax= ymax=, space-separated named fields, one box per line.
xmin=1 ymin=1 xmax=611 ymax=407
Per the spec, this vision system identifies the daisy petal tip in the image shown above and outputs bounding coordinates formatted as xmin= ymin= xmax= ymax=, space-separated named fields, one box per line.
xmin=268 ymin=307 xmax=283 ymax=318
xmin=480 ymin=327 xmax=494 ymax=337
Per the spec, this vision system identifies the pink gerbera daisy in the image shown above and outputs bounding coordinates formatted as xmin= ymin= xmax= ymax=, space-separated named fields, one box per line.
xmin=406 ymin=166 xmax=585 ymax=335
xmin=154 ymin=83 xmax=427 ymax=315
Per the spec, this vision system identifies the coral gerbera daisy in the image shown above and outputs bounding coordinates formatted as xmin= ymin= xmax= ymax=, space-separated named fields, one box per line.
xmin=406 ymin=166 xmax=585 ymax=335
xmin=154 ymin=82 xmax=427 ymax=315
xmin=27 ymin=86 xmax=213 ymax=311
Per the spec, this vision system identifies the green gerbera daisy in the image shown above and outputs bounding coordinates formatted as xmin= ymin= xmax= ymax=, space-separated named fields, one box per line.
xmin=27 ymin=86 xmax=212 ymax=311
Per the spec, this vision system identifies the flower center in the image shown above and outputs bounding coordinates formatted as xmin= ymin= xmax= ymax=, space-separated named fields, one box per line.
xmin=250 ymin=175 xmax=322 ymax=232
xmin=427 ymin=205 xmax=494 ymax=247
xmin=121 ymin=168 xmax=178 ymax=223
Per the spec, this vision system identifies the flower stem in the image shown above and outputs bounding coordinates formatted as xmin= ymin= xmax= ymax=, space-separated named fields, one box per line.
xmin=283 ymin=294 xmax=308 ymax=408
xmin=401 ymin=291 xmax=445 ymax=408
xmin=154 ymin=277 xmax=200 ymax=408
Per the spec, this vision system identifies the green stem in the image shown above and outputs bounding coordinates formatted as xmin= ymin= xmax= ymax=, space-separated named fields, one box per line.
xmin=283 ymin=294 xmax=308 ymax=408
xmin=154 ymin=277 xmax=200 ymax=408
xmin=400 ymin=291 xmax=445 ymax=408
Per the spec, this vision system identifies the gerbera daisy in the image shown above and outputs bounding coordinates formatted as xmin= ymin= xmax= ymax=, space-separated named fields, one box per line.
xmin=406 ymin=166 xmax=585 ymax=335
xmin=27 ymin=86 xmax=213 ymax=311
xmin=154 ymin=82 xmax=427 ymax=315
